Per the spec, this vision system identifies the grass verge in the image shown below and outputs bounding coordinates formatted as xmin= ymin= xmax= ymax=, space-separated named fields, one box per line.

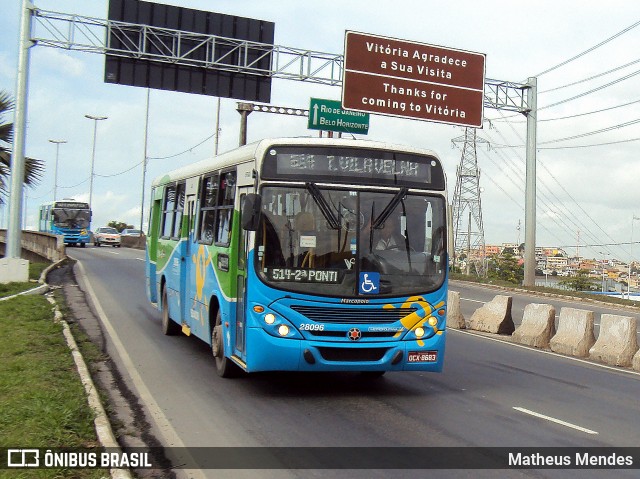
xmin=0 ymin=295 xmax=109 ymax=478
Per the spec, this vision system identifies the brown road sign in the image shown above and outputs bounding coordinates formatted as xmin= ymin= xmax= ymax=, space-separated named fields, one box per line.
xmin=342 ymin=31 xmax=486 ymax=128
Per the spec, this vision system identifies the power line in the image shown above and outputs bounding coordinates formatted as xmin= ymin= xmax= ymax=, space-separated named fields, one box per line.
xmin=482 ymin=112 xmax=625 ymax=259
xmin=540 ymin=57 xmax=640 ymax=93
xmin=534 ymin=20 xmax=640 ymax=77
xmin=540 ymin=67 xmax=640 ymax=110
xmin=494 ymin=98 xmax=640 ymax=123
xmin=147 ymin=132 xmax=217 ymax=160
xmin=538 ymin=136 xmax=640 ymax=149
xmin=539 ymin=118 xmax=640 ymax=144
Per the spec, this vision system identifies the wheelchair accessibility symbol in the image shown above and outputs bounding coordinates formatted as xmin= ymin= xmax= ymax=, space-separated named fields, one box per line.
xmin=359 ymin=272 xmax=380 ymax=294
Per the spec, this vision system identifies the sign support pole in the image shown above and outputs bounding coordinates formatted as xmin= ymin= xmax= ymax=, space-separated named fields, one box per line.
xmin=237 ymin=103 xmax=253 ymax=146
xmin=1 ymin=0 xmax=33 ymax=283
xmin=523 ymin=77 xmax=537 ymax=287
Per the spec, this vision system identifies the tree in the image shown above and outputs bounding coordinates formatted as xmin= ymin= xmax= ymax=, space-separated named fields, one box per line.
xmin=108 ymin=221 xmax=133 ymax=232
xmin=559 ymin=269 xmax=598 ymax=292
xmin=486 ymin=251 xmax=524 ymax=285
xmin=0 ymin=90 xmax=44 ymax=204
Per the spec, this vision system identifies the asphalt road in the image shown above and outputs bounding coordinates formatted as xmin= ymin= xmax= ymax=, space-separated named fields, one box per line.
xmin=66 ymin=247 xmax=640 ymax=479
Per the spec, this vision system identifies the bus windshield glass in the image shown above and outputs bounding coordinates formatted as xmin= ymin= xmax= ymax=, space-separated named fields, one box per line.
xmin=52 ymin=207 xmax=91 ymax=229
xmin=255 ymin=185 xmax=446 ymax=297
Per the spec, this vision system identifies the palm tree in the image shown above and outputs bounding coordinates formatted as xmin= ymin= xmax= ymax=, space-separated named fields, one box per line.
xmin=0 ymin=89 xmax=44 ymax=204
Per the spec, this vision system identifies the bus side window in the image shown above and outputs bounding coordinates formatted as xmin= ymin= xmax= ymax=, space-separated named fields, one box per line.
xmin=198 ymin=174 xmax=218 ymax=245
xmin=161 ymin=184 xmax=176 ymax=238
xmin=215 ymin=171 xmax=236 ymax=245
xmin=172 ymin=182 xmax=186 ymax=239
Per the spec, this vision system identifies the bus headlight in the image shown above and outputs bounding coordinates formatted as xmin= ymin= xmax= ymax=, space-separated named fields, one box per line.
xmin=428 ymin=316 xmax=438 ymax=327
xmin=277 ymin=325 xmax=290 ymax=336
xmin=253 ymin=308 xmax=302 ymax=339
xmin=414 ymin=327 xmax=425 ymax=338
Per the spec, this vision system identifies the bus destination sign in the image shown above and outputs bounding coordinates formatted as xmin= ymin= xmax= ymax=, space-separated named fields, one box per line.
xmin=263 ymin=146 xmax=446 ymax=189
xmin=342 ymin=31 xmax=486 ymax=128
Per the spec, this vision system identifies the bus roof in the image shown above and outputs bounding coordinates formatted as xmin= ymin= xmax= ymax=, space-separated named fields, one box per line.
xmin=150 ymin=137 xmax=441 ymax=187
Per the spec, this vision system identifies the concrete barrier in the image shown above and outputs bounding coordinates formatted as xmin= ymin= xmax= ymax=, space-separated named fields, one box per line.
xmin=0 ymin=229 xmax=65 ymax=262
xmin=589 ymin=314 xmax=639 ymax=367
xmin=120 ymin=234 xmax=146 ymax=250
xmin=549 ymin=308 xmax=596 ymax=358
xmin=512 ymin=303 xmax=556 ymax=348
xmin=632 ymin=350 xmax=640 ymax=372
xmin=447 ymin=290 xmax=465 ymax=329
xmin=467 ymin=295 xmax=515 ymax=335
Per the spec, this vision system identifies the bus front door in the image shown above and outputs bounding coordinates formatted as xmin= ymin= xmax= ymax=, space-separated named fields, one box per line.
xmin=234 ymin=188 xmax=251 ymax=358
xmin=182 ymin=181 xmax=203 ymax=338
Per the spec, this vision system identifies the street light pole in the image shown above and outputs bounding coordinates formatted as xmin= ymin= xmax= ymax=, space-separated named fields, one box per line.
xmin=48 ymin=139 xmax=67 ymax=202
xmin=84 ymin=115 xmax=107 ymax=207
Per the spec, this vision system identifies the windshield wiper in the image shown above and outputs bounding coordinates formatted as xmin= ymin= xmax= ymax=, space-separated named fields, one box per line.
xmin=305 ymin=182 xmax=340 ymax=229
xmin=371 ymin=187 xmax=408 ymax=229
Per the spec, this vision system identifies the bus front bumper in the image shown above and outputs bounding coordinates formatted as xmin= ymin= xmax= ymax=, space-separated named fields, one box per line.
xmin=244 ymin=327 xmax=445 ymax=373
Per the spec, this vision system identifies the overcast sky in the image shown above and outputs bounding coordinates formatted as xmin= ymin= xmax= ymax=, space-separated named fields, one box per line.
xmin=2 ymin=1 xmax=640 ymax=262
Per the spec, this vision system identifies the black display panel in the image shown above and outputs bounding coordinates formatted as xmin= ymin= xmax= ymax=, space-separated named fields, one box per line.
xmin=105 ymin=0 xmax=274 ymax=102
xmin=261 ymin=146 xmax=445 ymax=190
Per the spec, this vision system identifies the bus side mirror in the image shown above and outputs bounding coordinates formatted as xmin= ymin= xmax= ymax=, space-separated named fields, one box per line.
xmin=242 ymin=193 xmax=262 ymax=231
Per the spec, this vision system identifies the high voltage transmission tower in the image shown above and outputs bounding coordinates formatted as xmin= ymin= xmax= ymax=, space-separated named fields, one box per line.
xmin=452 ymin=128 xmax=489 ymax=276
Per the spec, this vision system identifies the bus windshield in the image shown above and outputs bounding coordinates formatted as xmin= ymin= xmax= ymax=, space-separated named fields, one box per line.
xmin=52 ymin=207 xmax=91 ymax=229
xmin=255 ymin=185 xmax=446 ymax=297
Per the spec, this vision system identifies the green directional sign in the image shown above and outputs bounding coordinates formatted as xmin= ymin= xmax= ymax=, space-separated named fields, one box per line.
xmin=308 ymin=98 xmax=370 ymax=134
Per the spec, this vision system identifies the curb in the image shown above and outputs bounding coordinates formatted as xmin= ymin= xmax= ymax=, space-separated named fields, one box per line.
xmin=45 ymin=293 xmax=132 ymax=479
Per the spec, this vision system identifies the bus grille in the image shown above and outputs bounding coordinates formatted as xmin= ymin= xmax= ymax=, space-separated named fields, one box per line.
xmin=290 ymin=306 xmax=416 ymax=324
xmin=307 ymin=330 xmax=398 ymax=339
xmin=317 ymin=347 xmax=389 ymax=362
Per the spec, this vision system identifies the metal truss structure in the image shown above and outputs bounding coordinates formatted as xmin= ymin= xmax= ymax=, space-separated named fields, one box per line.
xmin=13 ymin=7 xmax=537 ymax=284
xmin=30 ymin=8 xmax=531 ymax=111
xmin=451 ymin=128 xmax=489 ymax=276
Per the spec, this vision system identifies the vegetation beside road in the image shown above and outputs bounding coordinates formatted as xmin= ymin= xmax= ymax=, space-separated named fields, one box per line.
xmin=0 ymin=294 xmax=108 ymax=478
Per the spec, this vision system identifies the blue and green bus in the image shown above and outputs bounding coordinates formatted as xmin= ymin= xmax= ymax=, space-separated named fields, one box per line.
xmin=39 ymin=199 xmax=92 ymax=247
xmin=146 ymin=137 xmax=448 ymax=377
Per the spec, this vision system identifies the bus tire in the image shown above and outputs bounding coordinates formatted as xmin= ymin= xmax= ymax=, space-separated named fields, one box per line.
xmin=161 ymin=287 xmax=180 ymax=336
xmin=80 ymin=243 xmax=86 ymax=248
xmin=211 ymin=310 xmax=240 ymax=378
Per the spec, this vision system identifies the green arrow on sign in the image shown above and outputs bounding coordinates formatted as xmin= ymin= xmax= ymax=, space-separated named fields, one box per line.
xmin=308 ymin=98 xmax=369 ymax=134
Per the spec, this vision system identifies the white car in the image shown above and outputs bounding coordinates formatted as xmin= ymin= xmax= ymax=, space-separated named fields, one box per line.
xmin=94 ymin=227 xmax=121 ymax=247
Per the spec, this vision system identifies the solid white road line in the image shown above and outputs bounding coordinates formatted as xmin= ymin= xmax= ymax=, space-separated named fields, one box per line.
xmin=513 ymin=407 xmax=598 ymax=435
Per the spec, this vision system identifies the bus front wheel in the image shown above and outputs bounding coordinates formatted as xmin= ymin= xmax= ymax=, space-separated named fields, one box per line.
xmin=211 ymin=310 xmax=240 ymax=378
xmin=161 ymin=287 xmax=180 ymax=336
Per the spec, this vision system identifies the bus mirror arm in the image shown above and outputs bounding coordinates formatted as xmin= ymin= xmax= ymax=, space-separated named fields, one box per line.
xmin=242 ymin=193 xmax=262 ymax=231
